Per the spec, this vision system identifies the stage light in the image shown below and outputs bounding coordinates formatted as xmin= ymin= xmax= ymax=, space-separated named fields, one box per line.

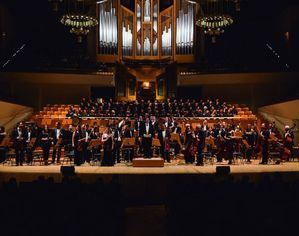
xmin=143 ymin=82 xmax=150 ymax=89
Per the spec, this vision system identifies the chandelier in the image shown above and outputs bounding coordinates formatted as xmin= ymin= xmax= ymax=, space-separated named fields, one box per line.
xmin=193 ymin=0 xmax=237 ymax=41
xmin=196 ymin=14 xmax=233 ymax=35
xmin=60 ymin=0 xmax=98 ymax=42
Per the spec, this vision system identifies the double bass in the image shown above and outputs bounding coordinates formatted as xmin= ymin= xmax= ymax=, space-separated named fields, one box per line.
xmin=282 ymin=123 xmax=296 ymax=160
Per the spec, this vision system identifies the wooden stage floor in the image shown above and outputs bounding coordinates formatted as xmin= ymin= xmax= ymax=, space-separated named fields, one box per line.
xmin=1 ymin=160 xmax=299 ymax=182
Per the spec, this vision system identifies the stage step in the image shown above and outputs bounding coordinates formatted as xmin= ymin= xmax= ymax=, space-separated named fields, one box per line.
xmin=133 ymin=158 xmax=164 ymax=168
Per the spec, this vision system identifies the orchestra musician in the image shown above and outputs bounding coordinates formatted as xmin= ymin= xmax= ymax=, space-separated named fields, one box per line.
xmin=134 ymin=115 xmax=144 ymax=154
xmin=52 ymin=122 xmax=64 ymax=164
xmin=40 ymin=125 xmax=52 ymax=165
xmin=0 ymin=126 xmax=7 ymax=163
xmin=12 ymin=123 xmax=26 ymax=166
xmin=81 ymin=124 xmax=91 ymax=164
xmin=150 ymin=115 xmax=159 ymax=133
xmin=122 ymin=125 xmax=134 ymax=162
xmin=284 ymin=125 xmax=295 ymax=161
xmin=113 ymin=125 xmax=122 ymax=164
xmin=141 ymin=117 xmax=155 ymax=158
xmin=72 ymin=125 xmax=83 ymax=166
xmin=158 ymin=124 xmax=171 ymax=163
xmin=101 ymin=128 xmax=114 ymax=166
xmin=184 ymin=124 xmax=194 ymax=164
xmin=64 ymin=125 xmax=74 ymax=153
xmin=216 ymin=123 xmax=227 ymax=163
xmin=171 ymin=121 xmax=182 ymax=156
xmin=25 ymin=125 xmax=36 ymax=164
xmin=195 ymin=125 xmax=206 ymax=166
xmin=224 ymin=128 xmax=234 ymax=165
xmin=260 ymin=123 xmax=270 ymax=165
xmin=243 ymin=124 xmax=255 ymax=163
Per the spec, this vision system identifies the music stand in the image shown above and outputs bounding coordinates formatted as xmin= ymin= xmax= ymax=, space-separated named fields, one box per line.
xmin=152 ymin=138 xmax=161 ymax=157
xmin=121 ymin=138 xmax=136 ymax=162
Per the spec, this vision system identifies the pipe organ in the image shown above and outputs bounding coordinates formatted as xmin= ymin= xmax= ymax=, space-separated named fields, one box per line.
xmin=176 ymin=1 xmax=194 ymax=55
xmin=97 ymin=0 xmax=196 ymax=62
xmin=121 ymin=8 xmax=134 ymax=56
xmin=98 ymin=0 xmax=118 ymax=55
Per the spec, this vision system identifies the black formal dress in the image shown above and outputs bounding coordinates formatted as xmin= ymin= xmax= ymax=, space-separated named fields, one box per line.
xmin=101 ymin=135 xmax=114 ymax=166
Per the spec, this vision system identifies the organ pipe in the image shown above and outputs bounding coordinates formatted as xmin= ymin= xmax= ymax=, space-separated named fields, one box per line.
xmin=176 ymin=3 xmax=194 ymax=55
xmin=153 ymin=3 xmax=158 ymax=56
xmin=99 ymin=0 xmax=117 ymax=55
xmin=97 ymin=0 xmax=195 ymax=60
xmin=162 ymin=24 xmax=172 ymax=56
xmin=136 ymin=3 xmax=142 ymax=56
xmin=122 ymin=23 xmax=133 ymax=56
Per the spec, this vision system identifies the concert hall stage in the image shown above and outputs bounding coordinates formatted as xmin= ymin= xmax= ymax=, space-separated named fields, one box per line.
xmin=1 ymin=161 xmax=299 ymax=183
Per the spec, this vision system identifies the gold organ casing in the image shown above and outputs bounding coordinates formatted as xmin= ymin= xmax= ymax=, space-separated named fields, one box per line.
xmin=96 ymin=0 xmax=196 ymax=63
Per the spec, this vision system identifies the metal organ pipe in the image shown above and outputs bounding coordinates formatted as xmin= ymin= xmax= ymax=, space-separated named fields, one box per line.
xmin=136 ymin=3 xmax=141 ymax=56
xmin=122 ymin=23 xmax=132 ymax=56
xmin=99 ymin=1 xmax=117 ymax=55
xmin=153 ymin=3 xmax=158 ymax=56
xmin=176 ymin=3 xmax=194 ymax=55
xmin=162 ymin=24 xmax=172 ymax=56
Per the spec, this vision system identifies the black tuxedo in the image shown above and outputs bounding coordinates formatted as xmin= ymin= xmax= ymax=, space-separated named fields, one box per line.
xmin=51 ymin=128 xmax=64 ymax=163
xmin=12 ymin=128 xmax=26 ymax=165
xmin=195 ymin=129 xmax=206 ymax=165
xmin=24 ymin=130 xmax=36 ymax=164
xmin=141 ymin=123 xmax=155 ymax=158
xmin=113 ymin=129 xmax=122 ymax=163
xmin=134 ymin=120 xmax=144 ymax=137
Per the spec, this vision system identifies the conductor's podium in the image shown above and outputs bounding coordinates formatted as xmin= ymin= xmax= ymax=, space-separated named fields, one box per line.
xmin=133 ymin=158 xmax=164 ymax=168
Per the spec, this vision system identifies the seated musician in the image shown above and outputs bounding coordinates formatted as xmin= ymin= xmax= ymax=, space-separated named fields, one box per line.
xmin=51 ymin=122 xmax=64 ymax=164
xmin=141 ymin=117 xmax=155 ymax=158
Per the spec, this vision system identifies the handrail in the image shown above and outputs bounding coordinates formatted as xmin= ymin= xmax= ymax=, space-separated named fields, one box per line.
xmin=38 ymin=116 xmax=256 ymax=120
xmin=1 ymin=43 xmax=26 ymax=70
